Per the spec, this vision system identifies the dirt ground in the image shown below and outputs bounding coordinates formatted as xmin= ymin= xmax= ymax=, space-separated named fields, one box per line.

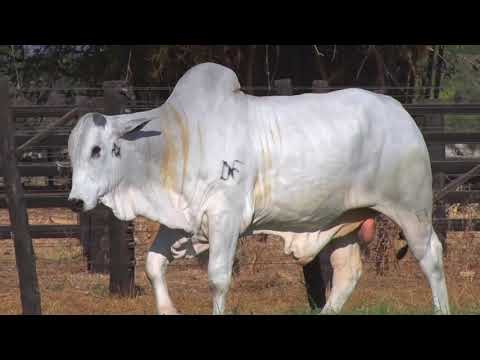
xmin=1 ymin=207 xmax=480 ymax=315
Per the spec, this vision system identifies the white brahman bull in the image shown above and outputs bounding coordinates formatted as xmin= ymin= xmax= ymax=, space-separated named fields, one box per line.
xmin=68 ymin=63 xmax=450 ymax=315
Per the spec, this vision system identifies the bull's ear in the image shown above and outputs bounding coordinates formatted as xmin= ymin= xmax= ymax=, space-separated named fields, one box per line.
xmin=107 ymin=115 xmax=153 ymax=138
xmin=92 ymin=113 xmax=107 ymax=127
xmin=87 ymin=112 xmax=107 ymax=127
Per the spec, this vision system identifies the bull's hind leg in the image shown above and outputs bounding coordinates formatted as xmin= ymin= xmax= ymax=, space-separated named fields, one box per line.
xmin=321 ymin=233 xmax=363 ymax=314
xmin=374 ymin=205 xmax=450 ymax=314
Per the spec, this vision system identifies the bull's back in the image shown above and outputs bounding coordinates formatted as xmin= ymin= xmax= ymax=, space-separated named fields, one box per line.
xmin=247 ymin=89 xmax=430 ymax=231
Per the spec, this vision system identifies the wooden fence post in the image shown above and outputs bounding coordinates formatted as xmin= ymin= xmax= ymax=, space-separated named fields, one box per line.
xmin=274 ymin=79 xmax=293 ymax=96
xmin=0 ymin=77 xmax=42 ymax=314
xmin=312 ymin=80 xmax=329 ymax=93
xmin=302 ymin=80 xmax=330 ymax=311
xmin=433 ymin=173 xmax=448 ymax=254
xmin=103 ymin=80 xmax=136 ymax=297
xmin=424 ymin=99 xmax=448 ymax=253
xmin=86 ymin=204 xmax=111 ymax=274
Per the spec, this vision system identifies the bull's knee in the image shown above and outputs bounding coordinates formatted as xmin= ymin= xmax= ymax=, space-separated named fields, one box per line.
xmin=145 ymin=251 xmax=178 ymax=315
xmin=208 ymin=266 xmax=231 ymax=296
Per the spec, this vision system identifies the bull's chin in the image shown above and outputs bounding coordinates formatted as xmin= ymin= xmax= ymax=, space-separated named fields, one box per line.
xmin=99 ymin=193 xmax=136 ymax=221
xmin=99 ymin=193 xmax=112 ymax=209
xmin=83 ymin=202 xmax=98 ymax=212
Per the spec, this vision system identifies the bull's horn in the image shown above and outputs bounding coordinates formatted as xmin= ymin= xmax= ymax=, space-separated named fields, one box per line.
xmin=107 ymin=113 xmax=154 ymax=138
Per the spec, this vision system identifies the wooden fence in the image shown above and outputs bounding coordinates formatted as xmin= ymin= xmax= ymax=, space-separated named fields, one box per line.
xmin=0 ymin=80 xmax=136 ymax=312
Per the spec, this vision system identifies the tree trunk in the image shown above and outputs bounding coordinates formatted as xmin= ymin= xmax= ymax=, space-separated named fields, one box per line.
xmin=372 ymin=47 xmax=386 ymax=89
xmin=245 ymin=45 xmax=256 ymax=94
xmin=433 ymin=45 xmax=445 ymax=99
xmin=424 ymin=46 xmax=436 ymax=100
xmin=312 ymin=46 xmax=330 ymax=81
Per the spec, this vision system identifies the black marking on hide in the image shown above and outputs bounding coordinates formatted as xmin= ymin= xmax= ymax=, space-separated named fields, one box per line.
xmin=112 ymin=143 xmax=121 ymax=157
xmin=91 ymin=145 xmax=101 ymax=159
xmin=220 ymin=160 xmax=243 ymax=181
xmin=92 ymin=113 xmax=106 ymax=127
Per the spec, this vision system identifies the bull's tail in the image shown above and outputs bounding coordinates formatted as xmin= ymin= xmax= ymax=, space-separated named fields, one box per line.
xmin=394 ymin=230 xmax=408 ymax=260
xmin=395 ymin=229 xmax=447 ymax=260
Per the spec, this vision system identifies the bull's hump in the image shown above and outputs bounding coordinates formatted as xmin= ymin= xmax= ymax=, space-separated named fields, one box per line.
xmin=169 ymin=63 xmax=241 ymax=101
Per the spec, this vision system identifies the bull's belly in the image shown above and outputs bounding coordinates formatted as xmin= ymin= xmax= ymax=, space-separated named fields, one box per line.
xmin=252 ymin=208 xmax=377 ymax=264
xmin=252 ymin=176 xmax=352 ymax=232
xmin=250 ymin=128 xmax=365 ymax=232
xmin=253 ymin=208 xmax=343 ymax=233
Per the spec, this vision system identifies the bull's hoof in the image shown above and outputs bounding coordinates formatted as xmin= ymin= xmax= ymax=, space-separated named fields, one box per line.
xmin=319 ymin=308 xmax=339 ymax=315
xmin=157 ymin=307 xmax=181 ymax=315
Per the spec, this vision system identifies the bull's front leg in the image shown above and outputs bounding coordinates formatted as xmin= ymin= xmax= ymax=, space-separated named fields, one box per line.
xmin=206 ymin=209 xmax=242 ymax=315
xmin=145 ymin=251 xmax=177 ymax=315
xmin=145 ymin=226 xmax=191 ymax=315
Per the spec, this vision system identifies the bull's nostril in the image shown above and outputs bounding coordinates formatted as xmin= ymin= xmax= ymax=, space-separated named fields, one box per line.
xmin=69 ymin=198 xmax=84 ymax=212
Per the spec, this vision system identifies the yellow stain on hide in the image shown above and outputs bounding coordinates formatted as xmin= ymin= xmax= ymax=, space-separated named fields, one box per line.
xmin=160 ymin=104 xmax=190 ymax=193
xmin=170 ymin=105 xmax=190 ymax=195
xmin=160 ymin=124 xmax=178 ymax=191
xmin=253 ymin=136 xmax=273 ymax=210
xmin=253 ymin=173 xmax=264 ymax=209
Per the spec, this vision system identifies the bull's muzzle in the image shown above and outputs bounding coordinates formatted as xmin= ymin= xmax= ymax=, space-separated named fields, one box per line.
xmin=69 ymin=198 xmax=84 ymax=213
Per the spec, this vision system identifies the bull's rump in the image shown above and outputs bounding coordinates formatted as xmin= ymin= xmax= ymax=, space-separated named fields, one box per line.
xmin=249 ymin=88 xmax=432 ymax=231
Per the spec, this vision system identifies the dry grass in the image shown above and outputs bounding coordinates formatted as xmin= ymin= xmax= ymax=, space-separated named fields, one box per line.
xmin=1 ymin=207 xmax=480 ymax=315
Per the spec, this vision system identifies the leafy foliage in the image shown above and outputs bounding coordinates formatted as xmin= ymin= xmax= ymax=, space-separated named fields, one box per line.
xmin=3 ymin=44 xmax=473 ymax=105
xmin=441 ymin=45 xmax=480 ymax=102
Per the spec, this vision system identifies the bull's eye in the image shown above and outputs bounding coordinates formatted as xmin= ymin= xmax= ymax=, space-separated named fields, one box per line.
xmin=91 ymin=146 xmax=101 ymax=158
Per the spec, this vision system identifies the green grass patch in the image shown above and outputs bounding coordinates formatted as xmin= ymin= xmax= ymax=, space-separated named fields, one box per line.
xmin=290 ymin=303 xmax=480 ymax=315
